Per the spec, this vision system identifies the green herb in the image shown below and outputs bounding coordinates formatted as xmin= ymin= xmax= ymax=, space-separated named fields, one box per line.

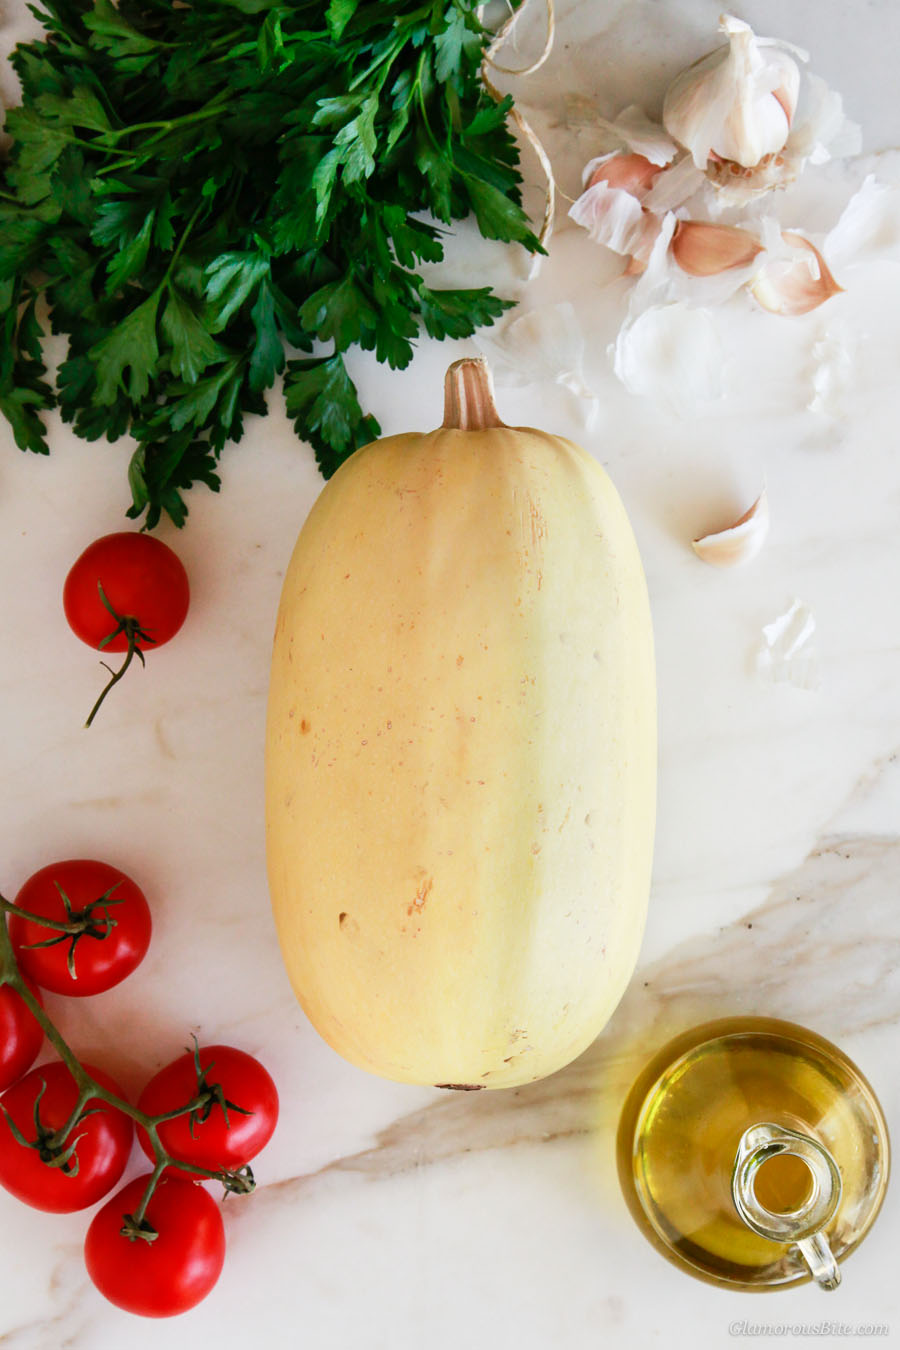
xmin=0 ymin=0 xmax=540 ymax=528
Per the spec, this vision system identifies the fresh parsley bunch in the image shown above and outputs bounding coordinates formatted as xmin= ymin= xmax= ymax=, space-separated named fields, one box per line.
xmin=0 ymin=0 xmax=540 ymax=527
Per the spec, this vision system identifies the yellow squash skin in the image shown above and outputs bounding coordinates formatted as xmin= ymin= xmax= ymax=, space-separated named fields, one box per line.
xmin=266 ymin=363 xmax=655 ymax=1089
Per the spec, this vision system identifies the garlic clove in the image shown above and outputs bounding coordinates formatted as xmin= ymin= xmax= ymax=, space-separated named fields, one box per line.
xmin=568 ymin=178 xmax=663 ymax=264
xmin=750 ymin=231 xmax=843 ymax=315
xmin=692 ymin=487 xmax=769 ymax=567
xmin=584 ymin=151 xmax=661 ymax=194
xmin=672 ymin=219 xmax=763 ymax=276
xmin=663 ymin=14 xmax=803 ymax=170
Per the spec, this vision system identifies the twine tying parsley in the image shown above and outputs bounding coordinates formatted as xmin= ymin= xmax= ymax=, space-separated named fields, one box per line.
xmin=481 ymin=0 xmax=557 ymax=266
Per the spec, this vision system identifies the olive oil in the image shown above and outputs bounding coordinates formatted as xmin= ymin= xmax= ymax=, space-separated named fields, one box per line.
xmin=617 ymin=1017 xmax=889 ymax=1290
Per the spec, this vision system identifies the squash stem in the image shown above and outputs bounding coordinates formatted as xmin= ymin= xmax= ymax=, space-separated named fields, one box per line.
xmin=442 ymin=358 xmax=506 ymax=431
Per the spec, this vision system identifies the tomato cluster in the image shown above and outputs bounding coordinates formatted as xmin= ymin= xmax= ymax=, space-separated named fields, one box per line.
xmin=0 ymin=861 xmax=278 ymax=1318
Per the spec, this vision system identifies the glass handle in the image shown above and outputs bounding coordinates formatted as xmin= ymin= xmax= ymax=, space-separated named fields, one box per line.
xmin=797 ymin=1233 xmax=841 ymax=1291
xmin=732 ymin=1122 xmax=843 ymax=1291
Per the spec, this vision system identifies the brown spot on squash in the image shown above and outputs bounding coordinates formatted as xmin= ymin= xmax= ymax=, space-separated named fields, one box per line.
xmin=407 ymin=876 xmax=433 ymax=916
xmin=300 ymin=718 xmax=311 ymax=734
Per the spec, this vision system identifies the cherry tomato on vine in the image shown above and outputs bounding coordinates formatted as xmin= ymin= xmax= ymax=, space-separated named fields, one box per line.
xmin=137 ymin=1044 xmax=278 ymax=1176
xmin=0 ymin=977 xmax=44 ymax=1091
xmin=0 ymin=1060 xmax=133 ymax=1212
xmin=85 ymin=1174 xmax=226 ymax=1317
xmin=9 ymin=860 xmax=151 ymax=997
xmin=63 ymin=532 xmax=190 ymax=725
xmin=64 ymin=532 xmax=190 ymax=652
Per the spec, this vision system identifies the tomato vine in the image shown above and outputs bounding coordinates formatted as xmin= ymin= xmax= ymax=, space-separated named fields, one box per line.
xmin=0 ymin=893 xmax=255 ymax=1237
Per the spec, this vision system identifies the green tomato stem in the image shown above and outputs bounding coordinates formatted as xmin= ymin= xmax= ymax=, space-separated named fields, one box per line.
xmin=0 ymin=891 xmax=121 ymax=938
xmin=84 ymin=631 xmax=142 ymax=728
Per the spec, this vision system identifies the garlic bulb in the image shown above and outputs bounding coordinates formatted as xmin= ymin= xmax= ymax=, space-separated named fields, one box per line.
xmin=663 ymin=15 xmax=803 ymax=170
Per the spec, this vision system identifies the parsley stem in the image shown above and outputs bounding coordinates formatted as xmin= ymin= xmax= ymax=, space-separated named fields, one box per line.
xmin=67 ymin=133 xmax=136 ymax=157
xmin=96 ymin=90 xmax=231 ymax=154
xmin=162 ymin=201 xmax=204 ymax=288
xmin=93 ymin=158 xmax=145 ymax=179
xmin=348 ymin=33 xmax=407 ymax=93
xmin=108 ymin=107 xmax=224 ymax=138
xmin=413 ymin=49 xmax=441 ymax=153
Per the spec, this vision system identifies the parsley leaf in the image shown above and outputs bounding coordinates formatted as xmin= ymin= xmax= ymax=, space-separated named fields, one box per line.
xmin=0 ymin=387 xmax=51 ymax=455
xmin=204 ymin=252 xmax=271 ymax=329
xmin=104 ymin=210 xmax=155 ymax=295
xmin=127 ymin=436 xmax=221 ymax=530
xmin=248 ymin=280 xmax=285 ymax=392
xmin=300 ymin=274 xmax=378 ymax=351
xmin=418 ymin=285 xmax=513 ymax=341
xmin=284 ymin=355 xmax=379 ymax=478
xmin=465 ymin=177 xmax=543 ymax=251
xmin=1 ymin=0 xmax=538 ymax=527
xmin=161 ymin=287 xmax=226 ymax=383
xmin=326 ymin=0 xmax=359 ymax=42
xmin=89 ymin=292 xmax=161 ymax=404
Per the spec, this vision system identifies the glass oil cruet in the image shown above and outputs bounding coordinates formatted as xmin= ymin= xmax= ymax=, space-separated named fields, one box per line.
xmin=617 ymin=1017 xmax=890 ymax=1290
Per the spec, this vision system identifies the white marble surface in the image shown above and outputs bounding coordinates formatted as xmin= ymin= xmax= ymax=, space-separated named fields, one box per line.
xmin=1 ymin=0 xmax=899 ymax=1345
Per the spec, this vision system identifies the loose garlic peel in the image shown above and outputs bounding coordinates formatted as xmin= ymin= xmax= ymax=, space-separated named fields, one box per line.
xmin=692 ymin=487 xmax=769 ymax=567
xmin=663 ymin=15 xmax=803 ymax=170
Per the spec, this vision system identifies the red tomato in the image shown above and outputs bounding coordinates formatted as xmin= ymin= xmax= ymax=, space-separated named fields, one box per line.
xmin=0 ymin=1060 xmax=133 ymax=1212
xmin=0 ymin=978 xmax=44 ymax=1091
xmin=63 ymin=532 xmax=190 ymax=654
xmin=10 ymin=860 xmax=151 ymax=997
xmin=85 ymin=1174 xmax=226 ymax=1317
xmin=137 ymin=1045 xmax=278 ymax=1176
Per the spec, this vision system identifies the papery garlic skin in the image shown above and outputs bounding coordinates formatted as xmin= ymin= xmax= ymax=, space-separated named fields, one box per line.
xmin=663 ymin=15 xmax=803 ymax=170
xmin=692 ymin=488 xmax=769 ymax=567
xmin=569 ymin=153 xmax=664 ymax=264
xmin=591 ymin=104 xmax=680 ymax=166
xmin=569 ymin=181 xmax=649 ymax=257
xmin=474 ymin=303 xmax=600 ymax=428
xmin=757 ymin=599 xmax=820 ymax=690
